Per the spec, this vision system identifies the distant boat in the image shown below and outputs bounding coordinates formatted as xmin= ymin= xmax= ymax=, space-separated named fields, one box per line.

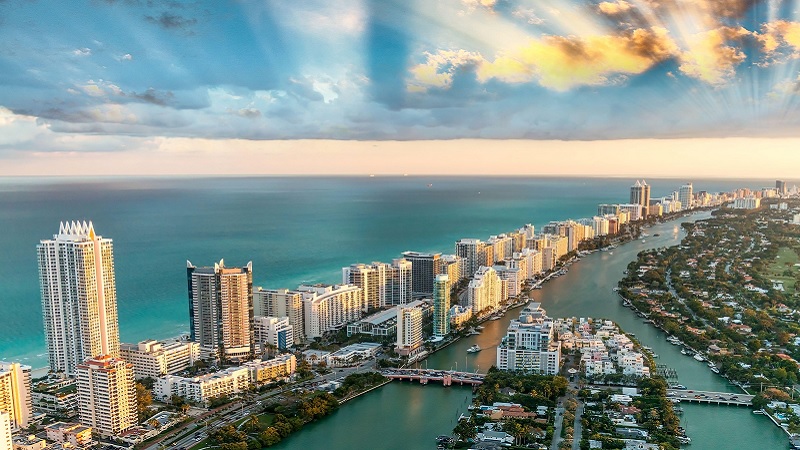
xmin=693 ymin=353 xmax=705 ymax=362
xmin=753 ymin=410 xmax=764 ymax=415
xmin=653 ymin=233 xmax=661 ymax=237
xmin=711 ymin=367 xmax=720 ymax=374
xmin=467 ymin=345 xmax=481 ymax=353
xmin=681 ymin=349 xmax=687 ymax=355
xmin=641 ymin=239 xmax=646 ymax=243
xmin=609 ymin=251 xmax=614 ymax=255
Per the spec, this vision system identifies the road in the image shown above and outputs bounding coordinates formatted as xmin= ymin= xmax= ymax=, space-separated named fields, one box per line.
xmin=146 ymin=359 xmax=378 ymax=450
xmin=549 ymin=402 xmax=565 ymax=450
xmin=571 ymin=402 xmax=584 ymax=450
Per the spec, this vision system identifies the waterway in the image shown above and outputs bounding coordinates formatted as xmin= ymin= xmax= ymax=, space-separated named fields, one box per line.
xmin=274 ymin=212 xmax=789 ymax=449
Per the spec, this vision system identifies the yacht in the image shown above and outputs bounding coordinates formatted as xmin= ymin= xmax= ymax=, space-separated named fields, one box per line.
xmin=693 ymin=353 xmax=705 ymax=362
xmin=467 ymin=345 xmax=481 ymax=353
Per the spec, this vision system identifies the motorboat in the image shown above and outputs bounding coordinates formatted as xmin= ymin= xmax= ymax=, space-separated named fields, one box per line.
xmin=467 ymin=345 xmax=481 ymax=353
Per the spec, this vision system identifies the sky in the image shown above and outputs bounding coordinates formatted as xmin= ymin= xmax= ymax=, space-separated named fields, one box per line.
xmin=1 ymin=0 xmax=800 ymax=176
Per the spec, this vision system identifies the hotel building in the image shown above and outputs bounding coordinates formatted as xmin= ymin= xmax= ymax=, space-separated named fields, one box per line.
xmin=76 ymin=355 xmax=137 ymax=437
xmin=38 ymin=221 xmax=120 ymax=375
xmin=679 ymin=183 xmax=693 ymax=210
xmin=497 ymin=303 xmax=561 ymax=375
xmin=395 ymin=303 xmax=424 ymax=356
xmin=187 ymin=260 xmax=253 ymax=362
xmin=119 ymin=340 xmax=200 ymax=379
xmin=300 ymin=284 xmax=363 ymax=339
xmin=0 ymin=363 xmax=31 ymax=431
xmin=154 ymin=366 xmax=250 ymax=405
xmin=629 ymin=180 xmax=651 ymax=217
xmin=0 ymin=412 xmax=11 ymax=450
xmin=467 ymin=266 xmax=503 ymax=316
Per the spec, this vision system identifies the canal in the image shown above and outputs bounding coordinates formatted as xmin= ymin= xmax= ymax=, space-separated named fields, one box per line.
xmin=274 ymin=212 xmax=788 ymax=449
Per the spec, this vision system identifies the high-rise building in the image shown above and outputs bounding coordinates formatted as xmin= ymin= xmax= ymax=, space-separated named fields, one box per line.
xmin=679 ymin=183 xmax=693 ymax=210
xmin=597 ymin=204 xmax=620 ymax=216
xmin=395 ymin=304 xmax=424 ymax=356
xmin=455 ymin=239 xmax=493 ymax=278
xmin=467 ymin=267 xmax=503 ymax=316
xmin=432 ymin=274 xmax=450 ymax=338
xmin=401 ymin=251 xmax=441 ymax=296
xmin=386 ymin=258 xmax=413 ymax=305
xmin=38 ymin=221 xmax=120 ymax=375
xmin=342 ymin=264 xmax=382 ymax=311
xmin=253 ymin=288 xmax=304 ymax=344
xmin=439 ymin=255 xmax=461 ymax=286
xmin=187 ymin=260 xmax=253 ymax=362
xmin=0 ymin=363 xmax=31 ymax=431
xmin=0 ymin=412 xmax=11 ymax=450
xmin=119 ymin=340 xmax=200 ymax=379
xmin=629 ymin=180 xmax=651 ymax=216
xmin=496 ymin=303 xmax=561 ymax=374
xmin=299 ymin=284 xmax=363 ymax=339
xmin=777 ymin=180 xmax=787 ymax=196
xmin=76 ymin=355 xmax=137 ymax=437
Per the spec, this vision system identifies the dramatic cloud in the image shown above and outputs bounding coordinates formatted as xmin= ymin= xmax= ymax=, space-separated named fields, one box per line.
xmin=598 ymin=1 xmax=633 ymax=16
xmin=678 ymin=27 xmax=753 ymax=85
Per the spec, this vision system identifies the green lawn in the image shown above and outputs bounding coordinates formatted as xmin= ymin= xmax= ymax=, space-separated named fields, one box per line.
xmin=765 ymin=247 xmax=800 ymax=294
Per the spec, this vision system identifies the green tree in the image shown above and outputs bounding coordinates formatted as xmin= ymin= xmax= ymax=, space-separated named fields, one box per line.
xmin=453 ymin=417 xmax=477 ymax=442
xmin=258 ymin=428 xmax=282 ymax=447
xmin=135 ymin=382 xmax=153 ymax=421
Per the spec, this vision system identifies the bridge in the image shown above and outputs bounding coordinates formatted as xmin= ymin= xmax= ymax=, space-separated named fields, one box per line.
xmin=667 ymin=389 xmax=754 ymax=406
xmin=381 ymin=369 xmax=485 ymax=386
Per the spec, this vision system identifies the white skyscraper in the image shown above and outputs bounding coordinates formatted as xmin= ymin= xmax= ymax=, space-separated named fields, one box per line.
xmin=76 ymin=355 xmax=137 ymax=437
xmin=0 ymin=362 xmax=31 ymax=431
xmin=679 ymin=183 xmax=693 ymax=210
xmin=433 ymin=274 xmax=450 ymax=337
xmin=396 ymin=304 xmax=423 ymax=356
xmin=38 ymin=221 xmax=120 ymax=375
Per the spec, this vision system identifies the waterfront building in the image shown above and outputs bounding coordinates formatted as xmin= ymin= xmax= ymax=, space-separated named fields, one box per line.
xmin=597 ymin=204 xmax=620 ymax=216
xmin=119 ymin=340 xmax=199 ymax=380
xmin=253 ymin=288 xmax=304 ymax=344
xmin=496 ymin=303 xmax=561 ymax=375
xmin=495 ymin=265 xmax=521 ymax=298
xmin=449 ymin=305 xmax=473 ymax=329
xmin=468 ymin=266 xmax=503 ymax=316
xmin=396 ymin=304 xmax=424 ymax=356
xmin=541 ymin=247 xmax=557 ymax=272
xmin=618 ymin=204 xmax=643 ymax=221
xmin=45 ymin=423 xmax=93 ymax=448
xmin=401 ymin=251 xmax=441 ymax=297
xmin=242 ymin=354 xmax=296 ymax=384
xmin=648 ymin=202 xmax=663 ymax=216
xmin=299 ymin=284 xmax=363 ymax=339
xmin=326 ymin=343 xmax=382 ymax=368
xmin=386 ymin=258 xmax=413 ymax=305
xmin=679 ymin=183 xmax=693 ymax=210
xmin=154 ymin=366 xmax=250 ymax=405
xmin=507 ymin=229 xmax=527 ymax=253
xmin=0 ymin=363 xmax=30 ymax=431
xmin=592 ymin=216 xmax=609 ymax=236
xmin=545 ymin=234 xmax=568 ymax=260
xmin=342 ymin=263 xmax=383 ymax=311
xmin=253 ymin=316 xmax=294 ymax=351
xmin=38 ymin=221 xmax=120 ymax=375
xmin=732 ymin=197 xmax=761 ymax=210
xmin=0 ymin=413 xmax=10 ymax=450
xmin=432 ymin=274 xmax=450 ymax=337
xmin=76 ymin=355 xmax=137 ymax=437
xmin=629 ymin=180 xmax=651 ymax=217
xmin=346 ymin=308 xmax=397 ymax=337
xmin=187 ymin=260 xmax=253 ymax=362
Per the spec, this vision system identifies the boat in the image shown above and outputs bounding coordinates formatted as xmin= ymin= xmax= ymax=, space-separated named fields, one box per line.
xmin=680 ymin=349 xmax=687 ymax=355
xmin=677 ymin=436 xmax=692 ymax=444
xmin=467 ymin=345 xmax=481 ymax=353
xmin=653 ymin=233 xmax=660 ymax=237
xmin=711 ymin=367 xmax=720 ymax=374
xmin=476 ymin=326 xmax=484 ymax=331
xmin=693 ymin=353 xmax=705 ymax=362
xmin=671 ymin=384 xmax=687 ymax=390
xmin=609 ymin=251 xmax=613 ymax=255
xmin=752 ymin=410 xmax=764 ymax=415
xmin=641 ymin=239 xmax=646 ymax=243
xmin=652 ymin=353 xmax=659 ymax=358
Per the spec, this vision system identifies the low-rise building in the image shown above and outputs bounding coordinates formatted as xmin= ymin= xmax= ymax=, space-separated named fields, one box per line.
xmin=31 ymin=378 xmax=77 ymax=419
xmin=154 ymin=366 xmax=250 ymax=405
xmin=242 ymin=354 xmax=296 ymax=384
xmin=45 ymin=423 xmax=93 ymax=448
xmin=346 ymin=308 xmax=397 ymax=337
xmin=449 ymin=305 xmax=472 ymax=329
xmin=11 ymin=436 xmax=45 ymax=450
xmin=327 ymin=343 xmax=381 ymax=368
xmin=119 ymin=339 xmax=200 ymax=379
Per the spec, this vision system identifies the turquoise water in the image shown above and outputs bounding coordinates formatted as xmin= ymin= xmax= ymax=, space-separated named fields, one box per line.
xmin=0 ymin=176 xmax=778 ymax=368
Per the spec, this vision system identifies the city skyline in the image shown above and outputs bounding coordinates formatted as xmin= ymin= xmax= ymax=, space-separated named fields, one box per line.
xmin=2 ymin=1 xmax=800 ymax=177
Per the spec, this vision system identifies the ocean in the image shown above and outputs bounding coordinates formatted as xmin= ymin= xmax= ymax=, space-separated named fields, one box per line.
xmin=0 ymin=176 xmax=779 ymax=368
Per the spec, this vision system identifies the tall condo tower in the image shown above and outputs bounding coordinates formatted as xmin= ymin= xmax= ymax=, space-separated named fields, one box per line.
xmin=187 ymin=260 xmax=253 ymax=362
xmin=432 ymin=274 xmax=450 ymax=338
xmin=0 ymin=362 xmax=31 ymax=431
xmin=37 ymin=221 xmax=120 ymax=375
xmin=679 ymin=183 xmax=693 ymax=210
xmin=629 ymin=180 xmax=651 ymax=217
xmin=76 ymin=355 xmax=136 ymax=436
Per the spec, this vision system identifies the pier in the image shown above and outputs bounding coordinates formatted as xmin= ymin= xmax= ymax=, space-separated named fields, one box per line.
xmin=666 ymin=389 xmax=754 ymax=406
xmin=380 ymin=369 xmax=485 ymax=386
